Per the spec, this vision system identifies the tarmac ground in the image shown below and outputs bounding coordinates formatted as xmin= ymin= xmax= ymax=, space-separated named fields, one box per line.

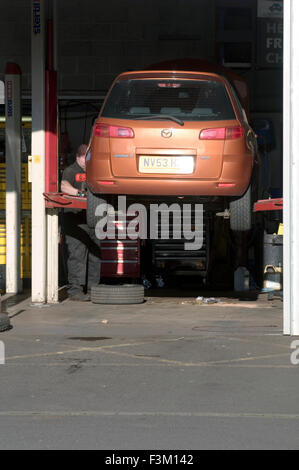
xmin=0 ymin=289 xmax=297 ymax=450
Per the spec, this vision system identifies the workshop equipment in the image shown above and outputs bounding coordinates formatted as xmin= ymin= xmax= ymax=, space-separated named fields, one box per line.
xmin=263 ymin=233 xmax=283 ymax=291
xmin=152 ymin=206 xmax=209 ymax=279
xmin=101 ymin=240 xmax=140 ymax=279
xmin=254 ymin=198 xmax=283 ymax=296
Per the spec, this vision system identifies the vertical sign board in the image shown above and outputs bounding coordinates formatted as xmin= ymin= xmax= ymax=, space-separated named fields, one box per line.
xmin=257 ymin=0 xmax=283 ymax=67
xmin=33 ymin=0 xmax=41 ymax=34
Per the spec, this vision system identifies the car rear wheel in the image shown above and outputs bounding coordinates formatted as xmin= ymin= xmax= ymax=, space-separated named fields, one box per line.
xmin=87 ymin=189 xmax=107 ymax=229
xmin=229 ymin=185 xmax=251 ymax=231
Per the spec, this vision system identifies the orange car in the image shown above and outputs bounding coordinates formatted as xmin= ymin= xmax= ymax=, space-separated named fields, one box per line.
xmin=86 ymin=70 xmax=257 ymax=231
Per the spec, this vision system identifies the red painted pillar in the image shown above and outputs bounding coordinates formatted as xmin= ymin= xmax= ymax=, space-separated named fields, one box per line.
xmin=45 ymin=19 xmax=57 ymax=194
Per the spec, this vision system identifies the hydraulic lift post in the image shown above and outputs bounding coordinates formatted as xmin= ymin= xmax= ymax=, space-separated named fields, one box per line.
xmin=45 ymin=9 xmax=59 ymax=303
xmin=31 ymin=0 xmax=47 ymax=303
xmin=5 ymin=62 xmax=22 ymax=293
xmin=31 ymin=0 xmax=59 ymax=304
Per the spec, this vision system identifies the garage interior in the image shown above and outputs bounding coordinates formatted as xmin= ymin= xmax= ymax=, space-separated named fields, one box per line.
xmin=0 ymin=0 xmax=287 ymax=312
xmin=1 ymin=0 xmax=299 ymax=451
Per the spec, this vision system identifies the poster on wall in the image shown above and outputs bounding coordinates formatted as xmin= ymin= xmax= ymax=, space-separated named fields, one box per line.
xmin=257 ymin=0 xmax=283 ymax=67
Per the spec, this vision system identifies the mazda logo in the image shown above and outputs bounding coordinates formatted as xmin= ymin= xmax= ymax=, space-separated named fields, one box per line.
xmin=161 ymin=129 xmax=172 ymax=138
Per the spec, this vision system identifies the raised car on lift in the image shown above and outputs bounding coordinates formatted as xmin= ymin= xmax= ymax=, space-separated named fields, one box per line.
xmin=86 ymin=68 xmax=258 ymax=231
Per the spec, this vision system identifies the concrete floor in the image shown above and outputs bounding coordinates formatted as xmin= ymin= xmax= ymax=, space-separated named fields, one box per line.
xmin=0 ymin=291 xmax=297 ymax=450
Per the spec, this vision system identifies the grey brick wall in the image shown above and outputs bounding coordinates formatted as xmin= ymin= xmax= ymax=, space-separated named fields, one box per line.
xmin=0 ymin=0 xmax=282 ymax=114
xmin=0 ymin=0 xmax=214 ymax=92
xmin=0 ymin=0 xmax=282 ymax=186
xmin=0 ymin=0 xmax=31 ymax=90
xmin=0 ymin=0 xmax=216 ymax=93
xmin=57 ymin=0 xmax=216 ymax=93
xmin=0 ymin=0 xmax=215 ymax=94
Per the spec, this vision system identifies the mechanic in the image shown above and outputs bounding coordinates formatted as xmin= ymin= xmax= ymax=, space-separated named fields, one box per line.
xmin=61 ymin=144 xmax=101 ymax=301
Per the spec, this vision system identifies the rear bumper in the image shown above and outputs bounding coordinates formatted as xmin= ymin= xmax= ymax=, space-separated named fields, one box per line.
xmin=87 ymin=177 xmax=249 ymax=197
xmin=87 ymin=151 xmax=253 ymax=197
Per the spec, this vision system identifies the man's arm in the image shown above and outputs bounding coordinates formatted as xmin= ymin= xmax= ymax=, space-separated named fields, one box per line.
xmin=61 ymin=179 xmax=79 ymax=196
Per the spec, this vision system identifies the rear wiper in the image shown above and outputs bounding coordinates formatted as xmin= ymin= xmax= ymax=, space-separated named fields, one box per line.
xmin=134 ymin=114 xmax=184 ymax=126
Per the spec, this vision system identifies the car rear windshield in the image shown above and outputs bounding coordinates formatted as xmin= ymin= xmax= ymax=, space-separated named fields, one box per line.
xmin=101 ymin=78 xmax=236 ymax=121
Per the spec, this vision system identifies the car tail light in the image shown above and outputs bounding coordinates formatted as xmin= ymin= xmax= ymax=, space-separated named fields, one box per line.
xmin=217 ymin=183 xmax=236 ymax=187
xmin=225 ymin=126 xmax=245 ymax=139
xmin=199 ymin=126 xmax=244 ymax=140
xmin=94 ymin=124 xmax=134 ymax=138
xmin=200 ymin=128 xmax=226 ymax=140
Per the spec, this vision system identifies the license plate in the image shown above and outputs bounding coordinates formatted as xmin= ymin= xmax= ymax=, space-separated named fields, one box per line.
xmin=139 ymin=156 xmax=194 ymax=174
